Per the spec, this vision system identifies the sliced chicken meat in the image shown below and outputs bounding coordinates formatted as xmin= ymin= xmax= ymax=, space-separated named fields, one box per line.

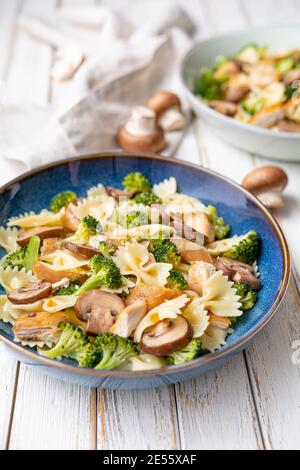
xmin=187 ymin=261 xmax=216 ymax=296
xmin=126 ymin=284 xmax=181 ymax=311
xmin=109 ymin=300 xmax=147 ymax=338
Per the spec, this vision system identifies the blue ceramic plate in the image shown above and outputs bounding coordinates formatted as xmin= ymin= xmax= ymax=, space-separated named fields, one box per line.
xmin=0 ymin=153 xmax=290 ymax=389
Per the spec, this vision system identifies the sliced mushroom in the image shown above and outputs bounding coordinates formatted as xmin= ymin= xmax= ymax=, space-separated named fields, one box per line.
xmin=140 ymin=316 xmax=192 ymax=356
xmin=75 ymin=290 xmax=125 ymax=336
xmin=208 ymin=313 xmax=231 ymax=330
xmin=242 ymin=165 xmax=288 ymax=209
xmin=171 ymin=237 xmax=213 ymax=264
xmin=13 ymin=310 xmax=79 ymax=343
xmin=63 ymin=241 xmax=99 ymax=260
xmin=18 ymin=226 xmax=64 ymax=247
xmin=106 ymin=187 xmax=137 ymax=200
xmin=61 ymin=202 xmax=80 ymax=232
xmin=118 ymin=106 xmax=165 ymax=153
xmin=251 ymin=106 xmax=285 ymax=128
xmin=207 ymin=100 xmax=237 ymax=116
xmin=277 ymin=119 xmax=300 ymax=133
xmin=145 ymin=91 xmax=187 ymax=132
xmin=187 ymin=261 xmax=216 ymax=295
xmin=283 ymin=68 xmax=300 ymax=86
xmin=33 ymin=261 xmax=86 ymax=283
xmin=41 ymin=237 xmax=63 ymax=256
xmin=109 ymin=300 xmax=147 ymax=338
xmin=126 ymin=284 xmax=181 ymax=311
xmin=223 ymin=75 xmax=250 ymax=103
xmin=8 ymin=281 xmax=52 ymax=305
xmin=215 ymin=257 xmax=261 ymax=290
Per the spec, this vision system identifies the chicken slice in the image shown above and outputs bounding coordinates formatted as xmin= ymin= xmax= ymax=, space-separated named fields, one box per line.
xmin=109 ymin=300 xmax=147 ymax=338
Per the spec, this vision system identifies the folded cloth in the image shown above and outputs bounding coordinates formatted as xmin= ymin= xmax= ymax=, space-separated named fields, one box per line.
xmin=0 ymin=4 xmax=195 ymax=170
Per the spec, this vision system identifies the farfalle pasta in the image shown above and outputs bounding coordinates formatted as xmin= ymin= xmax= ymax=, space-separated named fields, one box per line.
xmin=0 ymin=171 xmax=261 ymax=369
xmin=0 ymin=227 xmax=20 ymax=253
xmin=114 ymin=240 xmax=172 ymax=287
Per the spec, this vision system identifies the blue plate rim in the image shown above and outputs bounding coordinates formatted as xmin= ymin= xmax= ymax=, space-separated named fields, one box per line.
xmin=0 ymin=152 xmax=291 ymax=378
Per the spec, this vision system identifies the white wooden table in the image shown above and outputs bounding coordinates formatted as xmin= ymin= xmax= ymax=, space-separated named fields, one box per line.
xmin=0 ymin=0 xmax=300 ymax=450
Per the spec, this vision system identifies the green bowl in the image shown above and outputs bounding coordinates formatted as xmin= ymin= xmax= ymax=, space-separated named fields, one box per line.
xmin=181 ymin=24 xmax=300 ymax=162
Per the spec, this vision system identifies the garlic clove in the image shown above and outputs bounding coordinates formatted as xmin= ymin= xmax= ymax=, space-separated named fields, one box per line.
xmin=52 ymin=46 xmax=85 ymax=81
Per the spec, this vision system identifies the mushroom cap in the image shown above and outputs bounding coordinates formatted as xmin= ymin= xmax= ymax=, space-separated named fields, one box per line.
xmin=18 ymin=226 xmax=64 ymax=247
xmin=63 ymin=241 xmax=99 ymax=260
xmin=242 ymin=166 xmax=288 ymax=194
xmin=145 ymin=91 xmax=181 ymax=116
xmin=75 ymin=290 xmax=125 ymax=336
xmin=8 ymin=281 xmax=52 ymax=305
xmin=140 ymin=316 xmax=192 ymax=356
xmin=118 ymin=126 xmax=165 ymax=153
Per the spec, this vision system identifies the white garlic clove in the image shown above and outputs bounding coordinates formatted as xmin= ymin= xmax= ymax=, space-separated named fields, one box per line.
xmin=52 ymin=46 xmax=85 ymax=81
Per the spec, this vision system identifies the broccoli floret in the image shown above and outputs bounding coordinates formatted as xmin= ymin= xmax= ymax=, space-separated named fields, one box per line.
xmin=76 ymin=255 xmax=122 ymax=294
xmin=69 ymin=215 xmax=101 ymax=245
xmin=5 ymin=235 xmax=40 ymax=271
xmin=166 ymin=269 xmax=187 ymax=290
xmin=41 ymin=323 xmax=88 ymax=360
xmin=98 ymin=241 xmax=116 ymax=257
xmin=224 ymin=230 xmax=260 ymax=265
xmin=234 ymin=283 xmax=258 ymax=311
xmin=132 ymin=191 xmax=162 ymax=206
xmin=240 ymin=94 xmax=264 ymax=116
xmin=236 ymin=44 xmax=266 ymax=62
xmin=50 ymin=191 xmax=77 ymax=213
xmin=5 ymin=246 xmax=27 ymax=270
xmin=166 ymin=339 xmax=202 ymax=365
xmin=207 ymin=205 xmax=231 ymax=240
xmin=55 ymin=281 xmax=82 ymax=296
xmin=276 ymin=57 xmax=294 ymax=73
xmin=152 ymin=240 xmax=181 ymax=267
xmin=75 ymin=342 xmax=100 ymax=368
xmin=122 ymin=172 xmax=151 ymax=193
xmin=124 ymin=210 xmax=149 ymax=229
xmin=285 ymin=83 xmax=298 ymax=99
xmin=94 ymin=333 xmax=137 ymax=370
xmin=195 ymin=68 xmax=227 ymax=100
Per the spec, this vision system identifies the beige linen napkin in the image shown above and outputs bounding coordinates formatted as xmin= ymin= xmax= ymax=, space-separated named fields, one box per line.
xmin=0 ymin=4 xmax=195 ymax=169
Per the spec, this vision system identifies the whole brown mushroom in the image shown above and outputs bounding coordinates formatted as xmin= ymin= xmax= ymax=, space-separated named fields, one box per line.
xmin=118 ymin=106 xmax=165 ymax=153
xmin=145 ymin=91 xmax=187 ymax=132
xmin=242 ymin=166 xmax=288 ymax=209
